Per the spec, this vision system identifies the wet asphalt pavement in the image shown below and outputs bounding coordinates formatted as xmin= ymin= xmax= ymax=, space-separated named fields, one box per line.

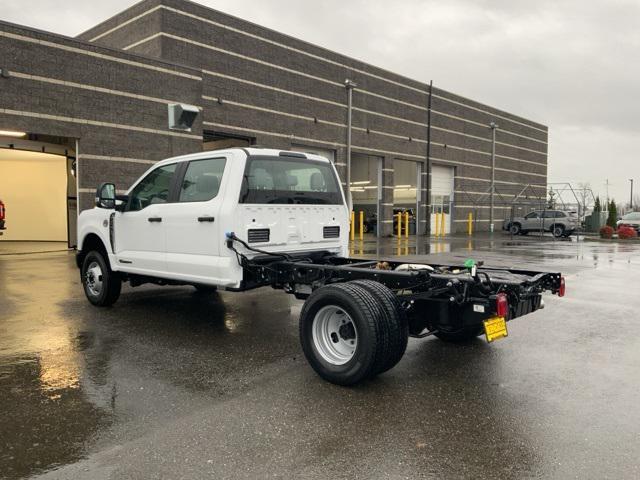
xmin=1 ymin=235 xmax=639 ymax=479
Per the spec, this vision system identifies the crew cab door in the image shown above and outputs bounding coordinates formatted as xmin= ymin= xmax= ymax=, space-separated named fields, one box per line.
xmin=163 ymin=156 xmax=227 ymax=283
xmin=114 ymin=163 xmax=177 ymax=275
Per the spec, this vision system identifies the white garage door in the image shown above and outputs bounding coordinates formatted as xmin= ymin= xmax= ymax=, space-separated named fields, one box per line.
xmin=0 ymin=149 xmax=68 ymax=241
xmin=431 ymin=165 xmax=454 ymax=234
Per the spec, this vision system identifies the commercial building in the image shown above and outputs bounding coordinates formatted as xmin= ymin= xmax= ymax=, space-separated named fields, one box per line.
xmin=0 ymin=0 xmax=548 ymax=245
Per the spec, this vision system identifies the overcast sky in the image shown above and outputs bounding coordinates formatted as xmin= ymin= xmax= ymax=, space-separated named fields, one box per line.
xmin=3 ymin=0 xmax=638 ymax=204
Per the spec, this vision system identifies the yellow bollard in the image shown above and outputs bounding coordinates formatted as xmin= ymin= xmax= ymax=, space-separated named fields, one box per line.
xmin=359 ymin=210 xmax=364 ymax=240
xmin=440 ymin=211 xmax=446 ymax=236
xmin=396 ymin=212 xmax=402 ymax=237
xmin=468 ymin=212 xmax=473 ymax=236
xmin=350 ymin=210 xmax=355 ymax=241
xmin=404 ymin=211 xmax=409 ymax=238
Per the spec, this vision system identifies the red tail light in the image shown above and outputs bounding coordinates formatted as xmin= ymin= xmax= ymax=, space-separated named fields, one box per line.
xmin=558 ymin=276 xmax=566 ymax=297
xmin=0 ymin=201 xmax=4 ymax=221
xmin=495 ymin=293 xmax=508 ymax=318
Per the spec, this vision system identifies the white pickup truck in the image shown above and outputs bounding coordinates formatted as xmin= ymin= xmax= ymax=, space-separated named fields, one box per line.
xmin=77 ymin=147 xmax=565 ymax=385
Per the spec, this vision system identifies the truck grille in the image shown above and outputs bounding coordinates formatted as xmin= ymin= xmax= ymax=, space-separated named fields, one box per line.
xmin=323 ymin=226 xmax=340 ymax=239
xmin=247 ymin=228 xmax=270 ymax=243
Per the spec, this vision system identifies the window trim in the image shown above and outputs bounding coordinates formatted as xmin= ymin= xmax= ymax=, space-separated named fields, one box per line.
xmin=125 ymin=162 xmax=180 ymax=212
xmin=175 ymin=156 xmax=227 ymax=204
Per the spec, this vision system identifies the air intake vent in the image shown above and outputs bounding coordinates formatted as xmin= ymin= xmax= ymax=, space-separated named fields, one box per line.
xmin=248 ymin=228 xmax=270 ymax=243
xmin=323 ymin=226 xmax=340 ymax=239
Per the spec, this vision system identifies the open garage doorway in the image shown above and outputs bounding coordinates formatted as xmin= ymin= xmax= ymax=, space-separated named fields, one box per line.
xmin=0 ymin=148 xmax=73 ymax=246
xmin=291 ymin=144 xmax=336 ymax=164
xmin=351 ymin=153 xmax=382 ymax=236
xmin=393 ymin=159 xmax=420 ymax=235
xmin=430 ymin=165 xmax=454 ymax=234
xmin=203 ymin=131 xmax=254 ymax=150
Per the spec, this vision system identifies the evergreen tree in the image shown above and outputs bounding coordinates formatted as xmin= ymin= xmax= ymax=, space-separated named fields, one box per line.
xmin=607 ymin=199 xmax=618 ymax=227
xmin=594 ymin=196 xmax=601 ymax=213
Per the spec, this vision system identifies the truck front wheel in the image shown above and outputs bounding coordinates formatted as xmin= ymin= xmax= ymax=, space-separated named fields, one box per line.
xmin=81 ymin=250 xmax=121 ymax=307
xmin=299 ymin=282 xmax=397 ymax=385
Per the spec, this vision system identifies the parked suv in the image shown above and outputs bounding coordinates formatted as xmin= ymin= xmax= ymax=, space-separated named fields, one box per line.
xmin=617 ymin=212 xmax=640 ymax=232
xmin=504 ymin=209 xmax=580 ymax=237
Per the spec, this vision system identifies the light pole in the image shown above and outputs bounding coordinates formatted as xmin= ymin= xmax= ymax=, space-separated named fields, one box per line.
xmin=630 ymin=179 xmax=634 ymax=210
xmin=489 ymin=122 xmax=499 ymax=232
xmin=344 ymin=79 xmax=357 ymax=212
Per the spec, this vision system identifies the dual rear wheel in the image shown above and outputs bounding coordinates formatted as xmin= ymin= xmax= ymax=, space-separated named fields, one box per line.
xmin=299 ymin=281 xmax=408 ymax=386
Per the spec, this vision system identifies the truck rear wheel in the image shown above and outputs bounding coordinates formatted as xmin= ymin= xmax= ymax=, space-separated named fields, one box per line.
xmin=350 ymin=280 xmax=408 ymax=374
xmin=299 ymin=282 xmax=396 ymax=385
xmin=81 ymin=250 xmax=121 ymax=307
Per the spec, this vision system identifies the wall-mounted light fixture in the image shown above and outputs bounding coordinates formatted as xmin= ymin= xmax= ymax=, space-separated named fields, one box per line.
xmin=168 ymin=103 xmax=199 ymax=132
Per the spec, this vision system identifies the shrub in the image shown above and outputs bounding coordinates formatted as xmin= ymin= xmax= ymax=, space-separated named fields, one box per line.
xmin=599 ymin=225 xmax=614 ymax=239
xmin=617 ymin=226 xmax=638 ymax=239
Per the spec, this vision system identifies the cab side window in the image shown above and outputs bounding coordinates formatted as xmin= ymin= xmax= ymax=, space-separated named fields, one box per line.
xmin=178 ymin=158 xmax=226 ymax=202
xmin=525 ymin=212 xmax=539 ymax=219
xmin=128 ymin=163 xmax=177 ymax=211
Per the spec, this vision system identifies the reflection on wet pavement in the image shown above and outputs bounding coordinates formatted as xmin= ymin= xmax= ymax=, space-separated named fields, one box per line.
xmin=1 ymin=235 xmax=639 ymax=479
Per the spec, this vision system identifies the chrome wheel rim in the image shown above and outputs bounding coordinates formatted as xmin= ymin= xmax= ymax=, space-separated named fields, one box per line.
xmin=85 ymin=261 xmax=103 ymax=297
xmin=312 ymin=305 xmax=358 ymax=365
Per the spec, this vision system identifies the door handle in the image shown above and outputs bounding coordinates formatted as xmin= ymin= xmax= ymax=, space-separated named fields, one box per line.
xmin=197 ymin=216 xmax=215 ymax=222
xmin=148 ymin=217 xmax=162 ymax=223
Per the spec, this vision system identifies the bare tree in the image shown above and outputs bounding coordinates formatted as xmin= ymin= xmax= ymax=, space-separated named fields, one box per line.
xmin=577 ymin=182 xmax=594 ymax=217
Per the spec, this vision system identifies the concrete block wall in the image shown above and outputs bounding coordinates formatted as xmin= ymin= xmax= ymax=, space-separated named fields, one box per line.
xmin=0 ymin=20 xmax=203 ymax=212
xmin=1 ymin=0 xmax=548 ymax=233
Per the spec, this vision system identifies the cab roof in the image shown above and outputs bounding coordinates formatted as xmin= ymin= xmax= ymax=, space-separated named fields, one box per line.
xmin=155 ymin=147 xmax=331 ymax=167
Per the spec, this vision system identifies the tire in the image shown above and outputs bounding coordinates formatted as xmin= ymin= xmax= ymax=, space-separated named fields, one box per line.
xmin=81 ymin=250 xmax=121 ymax=307
xmin=552 ymin=224 xmax=565 ymax=238
xmin=509 ymin=223 xmax=522 ymax=235
xmin=434 ymin=325 xmax=484 ymax=343
xmin=299 ymin=282 xmax=391 ymax=385
xmin=350 ymin=280 xmax=408 ymax=374
xmin=194 ymin=284 xmax=218 ymax=293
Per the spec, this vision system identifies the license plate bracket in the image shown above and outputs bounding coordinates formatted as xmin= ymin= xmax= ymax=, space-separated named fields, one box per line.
xmin=483 ymin=316 xmax=508 ymax=342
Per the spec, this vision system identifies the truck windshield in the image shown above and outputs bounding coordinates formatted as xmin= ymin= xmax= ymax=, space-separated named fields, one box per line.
xmin=240 ymin=156 xmax=343 ymax=205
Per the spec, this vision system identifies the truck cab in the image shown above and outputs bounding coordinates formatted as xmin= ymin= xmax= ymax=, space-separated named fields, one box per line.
xmin=77 ymin=148 xmax=349 ymax=293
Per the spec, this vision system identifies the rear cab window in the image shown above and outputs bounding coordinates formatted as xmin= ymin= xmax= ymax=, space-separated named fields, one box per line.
xmin=240 ymin=155 xmax=343 ymax=205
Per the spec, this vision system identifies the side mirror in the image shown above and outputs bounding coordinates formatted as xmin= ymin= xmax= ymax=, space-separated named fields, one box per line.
xmin=95 ymin=183 xmax=116 ymax=209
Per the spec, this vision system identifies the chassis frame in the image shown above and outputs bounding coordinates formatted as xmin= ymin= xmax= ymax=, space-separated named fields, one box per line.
xmin=230 ymin=249 xmax=563 ymax=337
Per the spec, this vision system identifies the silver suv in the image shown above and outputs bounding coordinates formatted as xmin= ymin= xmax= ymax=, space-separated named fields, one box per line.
xmin=504 ymin=210 xmax=580 ymax=237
